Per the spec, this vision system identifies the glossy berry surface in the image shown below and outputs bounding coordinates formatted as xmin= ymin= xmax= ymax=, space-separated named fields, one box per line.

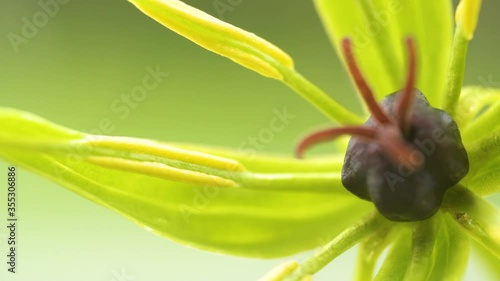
xmin=342 ymin=90 xmax=469 ymax=221
xmin=296 ymin=38 xmax=469 ymax=222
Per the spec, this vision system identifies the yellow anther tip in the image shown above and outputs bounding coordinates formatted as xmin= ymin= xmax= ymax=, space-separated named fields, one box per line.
xmin=456 ymin=0 xmax=482 ymax=40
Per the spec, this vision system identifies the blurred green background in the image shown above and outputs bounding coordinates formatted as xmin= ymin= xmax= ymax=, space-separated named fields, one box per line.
xmin=0 ymin=0 xmax=499 ymax=280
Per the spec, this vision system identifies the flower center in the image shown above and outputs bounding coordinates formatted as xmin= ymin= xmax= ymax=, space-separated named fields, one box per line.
xmin=297 ymin=38 xmax=420 ymax=169
xmin=296 ymin=37 xmax=470 ymax=222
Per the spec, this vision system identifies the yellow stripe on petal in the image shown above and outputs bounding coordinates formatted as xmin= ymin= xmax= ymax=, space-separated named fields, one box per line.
xmin=87 ymin=156 xmax=238 ymax=187
xmin=129 ymin=0 xmax=294 ymax=79
xmin=81 ymin=136 xmax=245 ymax=172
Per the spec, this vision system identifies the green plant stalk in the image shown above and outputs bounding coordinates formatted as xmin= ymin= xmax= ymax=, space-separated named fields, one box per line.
xmin=442 ymin=24 xmax=469 ymax=116
xmin=462 ymin=102 xmax=500 ymax=144
xmin=443 ymin=186 xmax=500 ymax=259
xmin=354 ymin=225 xmax=395 ymax=281
xmin=403 ymin=217 xmax=438 ymax=281
xmin=283 ymin=212 xmax=390 ymax=281
xmin=454 ymin=87 xmax=500 ymax=128
xmin=129 ymin=0 xmax=363 ymax=126
xmin=374 ymin=232 xmax=412 ymax=281
xmin=446 ymin=219 xmax=472 ymax=279
xmin=467 ymin=165 xmax=500 ymax=196
xmin=465 ymin=129 xmax=500 ymax=176
xmin=280 ymin=66 xmax=363 ymax=124
xmin=128 ymin=0 xmax=294 ymax=79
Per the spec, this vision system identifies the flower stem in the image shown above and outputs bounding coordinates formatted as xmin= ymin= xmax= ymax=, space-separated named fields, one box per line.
xmin=403 ymin=217 xmax=438 ymax=281
xmin=461 ymin=102 xmax=500 ymax=144
xmin=283 ymin=212 xmax=391 ymax=281
xmin=455 ymin=87 xmax=500 ymax=129
xmin=467 ymin=165 xmax=500 ymax=197
xmin=443 ymin=185 xmax=500 ymax=259
xmin=354 ymin=225 xmax=395 ymax=281
xmin=128 ymin=0 xmax=294 ymax=79
xmin=373 ymin=231 xmax=412 ymax=281
xmin=465 ymin=129 xmax=500 ymax=177
xmin=280 ymin=67 xmax=363 ymax=125
xmin=442 ymin=24 xmax=470 ymax=116
xmin=426 ymin=216 xmax=470 ymax=280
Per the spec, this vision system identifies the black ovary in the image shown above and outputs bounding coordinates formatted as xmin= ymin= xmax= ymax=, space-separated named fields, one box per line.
xmin=341 ymin=89 xmax=469 ymax=221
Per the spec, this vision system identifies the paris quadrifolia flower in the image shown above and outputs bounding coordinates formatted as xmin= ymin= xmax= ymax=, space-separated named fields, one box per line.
xmin=1 ymin=0 xmax=499 ymax=280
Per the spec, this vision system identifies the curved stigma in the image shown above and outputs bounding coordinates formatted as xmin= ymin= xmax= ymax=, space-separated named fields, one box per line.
xmin=296 ymin=37 xmax=422 ymax=170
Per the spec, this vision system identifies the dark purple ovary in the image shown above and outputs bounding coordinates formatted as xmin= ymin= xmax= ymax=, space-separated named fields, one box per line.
xmin=296 ymin=38 xmax=470 ymax=222
xmin=342 ymin=90 xmax=469 ymax=221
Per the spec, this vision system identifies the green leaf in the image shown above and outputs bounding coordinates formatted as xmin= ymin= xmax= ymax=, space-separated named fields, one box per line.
xmin=464 ymin=129 xmax=500 ymax=178
xmin=443 ymin=186 xmax=500 ymax=259
xmin=403 ymin=217 xmax=438 ymax=281
xmin=373 ymin=229 xmax=412 ymax=281
xmin=129 ymin=0 xmax=362 ymax=125
xmin=354 ymin=225 xmax=396 ymax=281
xmin=283 ymin=213 xmax=391 ymax=281
xmin=466 ymin=158 xmax=500 ymax=196
xmin=128 ymin=0 xmax=293 ymax=80
xmin=461 ymin=101 xmax=500 ymax=145
xmin=454 ymin=86 xmax=500 ymax=129
xmin=172 ymin=143 xmax=346 ymax=173
xmin=474 ymin=240 xmax=500 ymax=280
xmin=427 ymin=215 xmax=470 ymax=281
xmin=0 ymin=107 xmax=373 ymax=258
xmin=313 ymin=0 xmax=453 ymax=107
